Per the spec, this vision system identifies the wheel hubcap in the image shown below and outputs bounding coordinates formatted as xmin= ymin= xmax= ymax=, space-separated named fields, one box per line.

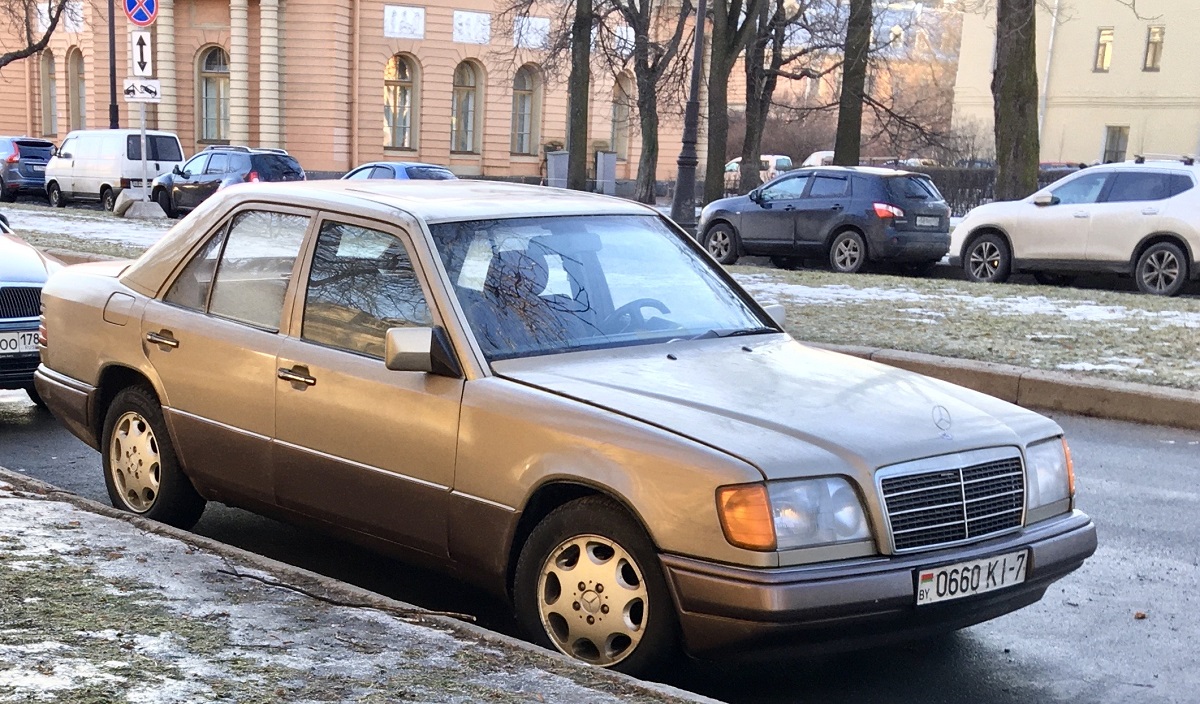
xmin=834 ymin=238 xmax=862 ymax=270
xmin=108 ymin=411 xmax=161 ymax=513
xmin=536 ymin=534 xmax=648 ymax=667
xmin=707 ymin=231 xmax=731 ymax=260
xmin=1142 ymin=251 xmax=1179 ymax=292
xmin=969 ymin=242 xmax=1001 ymax=280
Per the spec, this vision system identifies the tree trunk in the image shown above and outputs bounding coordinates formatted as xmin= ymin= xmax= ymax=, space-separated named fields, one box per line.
xmin=567 ymin=0 xmax=591 ymax=191
xmin=991 ymin=0 xmax=1040 ymax=200
xmin=634 ymin=83 xmax=660 ymax=203
xmin=833 ymin=0 xmax=871 ymax=166
xmin=704 ymin=47 xmax=735 ymax=203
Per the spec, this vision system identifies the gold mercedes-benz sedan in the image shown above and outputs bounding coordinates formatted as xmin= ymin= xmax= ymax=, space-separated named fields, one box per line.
xmin=35 ymin=180 xmax=1096 ymax=674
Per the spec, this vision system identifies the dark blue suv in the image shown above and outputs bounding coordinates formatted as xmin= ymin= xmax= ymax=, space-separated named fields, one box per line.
xmin=697 ymin=166 xmax=951 ymax=274
xmin=1 ymin=137 xmax=56 ymax=203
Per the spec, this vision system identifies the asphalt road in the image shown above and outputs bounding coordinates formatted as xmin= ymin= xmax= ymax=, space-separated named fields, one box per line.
xmin=2 ymin=387 xmax=1197 ymax=703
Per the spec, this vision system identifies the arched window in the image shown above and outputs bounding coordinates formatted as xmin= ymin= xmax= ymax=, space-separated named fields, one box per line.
xmin=510 ymin=65 xmax=540 ymax=155
xmin=67 ymin=48 xmax=86 ymax=131
xmin=384 ymin=55 xmax=417 ymax=149
xmin=198 ymin=47 xmax=230 ymax=142
xmin=451 ymin=62 xmax=479 ymax=153
xmin=611 ymin=74 xmax=633 ymax=161
xmin=40 ymin=50 xmax=57 ymax=136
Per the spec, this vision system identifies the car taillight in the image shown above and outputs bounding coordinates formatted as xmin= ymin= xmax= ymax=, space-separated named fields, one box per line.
xmin=5 ymin=152 xmax=19 ymax=163
xmin=873 ymin=202 xmax=904 ymax=219
xmin=120 ymin=178 xmax=131 ymax=189
xmin=247 ymin=171 xmax=260 ymax=182
xmin=38 ymin=322 xmax=47 ymax=347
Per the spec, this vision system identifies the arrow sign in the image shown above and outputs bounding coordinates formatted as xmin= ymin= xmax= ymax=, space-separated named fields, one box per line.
xmin=124 ymin=0 xmax=157 ymax=27
xmin=130 ymin=31 xmax=153 ymax=77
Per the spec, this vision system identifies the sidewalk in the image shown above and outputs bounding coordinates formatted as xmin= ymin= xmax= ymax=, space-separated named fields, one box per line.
xmin=0 ymin=469 xmax=718 ymax=704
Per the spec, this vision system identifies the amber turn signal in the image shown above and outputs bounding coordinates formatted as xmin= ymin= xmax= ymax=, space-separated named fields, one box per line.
xmin=717 ymin=484 xmax=776 ymax=551
xmin=1062 ymin=437 xmax=1075 ymax=497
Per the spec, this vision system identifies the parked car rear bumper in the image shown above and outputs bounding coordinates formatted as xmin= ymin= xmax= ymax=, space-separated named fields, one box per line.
xmin=662 ymin=509 xmax=1096 ymax=659
xmin=868 ymin=227 xmax=951 ymax=262
xmin=3 ymin=173 xmax=48 ymax=194
xmin=33 ymin=365 xmax=99 ymax=449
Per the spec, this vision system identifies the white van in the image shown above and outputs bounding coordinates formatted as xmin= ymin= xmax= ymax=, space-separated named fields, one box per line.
xmin=45 ymin=129 xmax=185 ymax=211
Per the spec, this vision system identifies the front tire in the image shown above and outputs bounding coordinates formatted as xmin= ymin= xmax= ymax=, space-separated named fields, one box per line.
xmin=155 ymin=188 xmax=176 ymax=218
xmin=47 ymin=182 xmax=65 ymax=208
xmin=514 ymin=496 xmax=678 ymax=676
xmin=702 ymin=223 xmax=740 ymax=265
xmin=829 ymin=229 xmax=867 ymax=274
xmin=1135 ymin=241 xmax=1188 ymax=296
xmin=964 ymin=233 xmax=1011 ymax=283
xmin=101 ymin=385 xmax=206 ymax=529
xmin=23 ymin=383 xmax=47 ymax=410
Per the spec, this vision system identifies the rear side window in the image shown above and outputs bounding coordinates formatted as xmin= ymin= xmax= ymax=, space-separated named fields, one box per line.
xmin=207 ymin=211 xmax=311 ymax=330
xmin=127 ymin=135 xmax=183 ymax=162
xmin=1105 ymin=172 xmax=1175 ymax=203
xmin=250 ymin=154 xmax=304 ymax=179
xmin=404 ymin=165 xmax=455 ymax=180
xmin=808 ymin=175 xmax=849 ymax=198
xmin=887 ymin=175 xmax=942 ymax=201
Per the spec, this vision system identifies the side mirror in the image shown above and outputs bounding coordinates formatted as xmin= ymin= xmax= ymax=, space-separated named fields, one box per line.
xmin=749 ymin=188 xmax=762 ymax=203
xmin=762 ymin=302 xmax=787 ymax=328
xmin=1033 ymin=193 xmax=1059 ymax=207
xmin=58 ymin=151 xmax=72 ymax=160
xmin=173 ymin=165 xmax=183 ymax=176
xmin=384 ymin=326 xmax=462 ymax=377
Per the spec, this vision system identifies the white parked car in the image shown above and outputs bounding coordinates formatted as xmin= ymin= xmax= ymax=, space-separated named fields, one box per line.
xmin=949 ymin=160 xmax=1200 ymax=296
xmin=45 ymin=129 xmax=185 ymax=211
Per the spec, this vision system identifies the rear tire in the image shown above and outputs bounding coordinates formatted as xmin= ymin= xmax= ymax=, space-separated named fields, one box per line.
xmin=47 ymin=182 xmax=65 ymax=208
xmin=702 ymin=223 xmax=740 ymax=265
xmin=1135 ymin=241 xmax=1188 ymax=296
xmin=963 ymin=233 xmax=1011 ymax=283
xmin=101 ymin=187 xmax=115 ymax=212
xmin=829 ymin=230 xmax=867 ymax=274
xmin=101 ymin=385 xmax=206 ymax=529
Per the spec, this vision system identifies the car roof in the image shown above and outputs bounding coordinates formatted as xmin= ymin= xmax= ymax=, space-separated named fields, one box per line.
xmin=120 ymin=180 xmax=657 ymax=296
xmin=797 ymin=165 xmax=917 ymax=177
xmin=365 ymin=161 xmax=452 ymax=169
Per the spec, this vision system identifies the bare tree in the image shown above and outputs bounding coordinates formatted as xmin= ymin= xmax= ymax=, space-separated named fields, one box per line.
xmin=567 ymin=0 xmax=593 ymax=190
xmin=832 ymin=0 xmax=870 ymax=166
xmin=0 ymin=0 xmax=73 ymax=71
xmin=991 ymin=0 xmax=1038 ymax=199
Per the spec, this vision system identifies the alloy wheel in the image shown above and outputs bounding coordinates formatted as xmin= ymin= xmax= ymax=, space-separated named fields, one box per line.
xmin=833 ymin=236 xmax=863 ymax=271
xmin=108 ymin=411 xmax=162 ymax=513
xmin=1140 ymin=249 xmax=1180 ymax=294
xmin=969 ymin=241 xmax=1002 ymax=280
xmin=706 ymin=230 xmax=732 ymax=261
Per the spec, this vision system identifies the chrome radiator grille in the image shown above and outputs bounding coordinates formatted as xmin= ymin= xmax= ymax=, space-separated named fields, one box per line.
xmin=880 ymin=455 xmax=1025 ymax=552
xmin=0 ymin=286 xmax=41 ymax=319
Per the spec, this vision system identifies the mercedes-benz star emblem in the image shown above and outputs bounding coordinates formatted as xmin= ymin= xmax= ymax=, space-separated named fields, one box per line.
xmin=932 ymin=405 xmax=952 ymax=432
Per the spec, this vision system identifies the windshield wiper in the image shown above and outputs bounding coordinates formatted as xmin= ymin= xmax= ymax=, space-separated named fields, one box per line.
xmin=692 ymin=326 xmax=778 ymax=340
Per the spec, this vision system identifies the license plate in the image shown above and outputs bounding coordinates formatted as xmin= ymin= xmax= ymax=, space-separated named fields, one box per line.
xmin=916 ymin=215 xmax=941 ymax=228
xmin=31 ymin=164 xmax=45 ymax=172
xmin=0 ymin=331 xmax=39 ymax=355
xmin=916 ymin=550 xmax=1027 ymax=605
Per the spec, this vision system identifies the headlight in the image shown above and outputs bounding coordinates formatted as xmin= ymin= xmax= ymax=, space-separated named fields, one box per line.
xmin=1025 ymin=437 xmax=1074 ymax=510
xmin=717 ymin=477 xmax=870 ymax=551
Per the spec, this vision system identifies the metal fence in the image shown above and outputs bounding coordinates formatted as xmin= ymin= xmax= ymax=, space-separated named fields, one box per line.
xmin=908 ymin=167 xmax=1082 ymax=217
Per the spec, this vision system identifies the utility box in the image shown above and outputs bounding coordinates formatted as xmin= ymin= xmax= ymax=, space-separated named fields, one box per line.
xmin=594 ymin=151 xmax=617 ymax=195
xmin=546 ymin=150 xmax=569 ymax=188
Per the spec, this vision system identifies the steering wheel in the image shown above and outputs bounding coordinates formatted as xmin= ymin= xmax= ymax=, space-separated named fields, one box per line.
xmin=601 ymin=298 xmax=671 ymax=334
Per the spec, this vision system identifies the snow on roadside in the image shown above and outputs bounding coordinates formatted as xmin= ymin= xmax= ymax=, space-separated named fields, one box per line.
xmin=5 ymin=207 xmax=172 ymax=249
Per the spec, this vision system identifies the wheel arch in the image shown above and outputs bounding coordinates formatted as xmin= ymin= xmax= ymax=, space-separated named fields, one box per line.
xmin=962 ymin=225 xmax=1013 ymax=257
xmin=700 ymin=217 xmax=741 ymax=251
xmin=1131 ymin=232 xmax=1194 ymax=276
xmin=824 ymin=223 xmax=867 ymax=250
xmin=92 ymin=364 xmax=162 ymax=444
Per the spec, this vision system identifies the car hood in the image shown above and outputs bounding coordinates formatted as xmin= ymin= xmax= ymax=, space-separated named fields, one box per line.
xmin=0 ymin=233 xmax=58 ymax=283
xmin=493 ymin=336 xmax=1060 ymax=481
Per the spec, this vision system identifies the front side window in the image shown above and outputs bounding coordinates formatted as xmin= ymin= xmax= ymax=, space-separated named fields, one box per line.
xmin=302 ymin=221 xmax=432 ymax=358
xmin=1105 ymin=172 xmax=1173 ymax=202
xmin=199 ymin=47 xmax=231 ymax=141
xmin=761 ymin=174 xmax=810 ymax=201
xmin=452 ymin=62 xmax=479 ymax=153
xmin=384 ymin=55 xmax=416 ymax=149
xmin=207 ymin=211 xmax=310 ymax=330
xmin=1144 ymin=26 xmax=1164 ymax=71
xmin=430 ymin=215 xmax=767 ymax=361
xmin=511 ymin=65 xmax=538 ymax=155
xmin=1094 ymin=28 xmax=1114 ymax=72
xmin=180 ymin=153 xmax=208 ymax=177
xmin=1050 ymin=172 xmax=1109 ymax=205
xmin=345 ymin=166 xmax=373 ymax=180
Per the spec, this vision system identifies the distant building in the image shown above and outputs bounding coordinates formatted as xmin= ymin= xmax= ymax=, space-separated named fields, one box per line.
xmin=953 ymin=0 xmax=1193 ymax=164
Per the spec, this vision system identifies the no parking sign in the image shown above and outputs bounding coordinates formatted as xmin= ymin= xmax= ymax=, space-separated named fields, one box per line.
xmin=124 ymin=0 xmax=157 ymax=27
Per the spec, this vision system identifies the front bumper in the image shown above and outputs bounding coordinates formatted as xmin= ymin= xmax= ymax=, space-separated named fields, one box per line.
xmin=33 ymin=365 xmax=100 ymax=449
xmin=662 ymin=510 xmax=1096 ymax=658
xmin=868 ymin=227 xmax=951 ymax=262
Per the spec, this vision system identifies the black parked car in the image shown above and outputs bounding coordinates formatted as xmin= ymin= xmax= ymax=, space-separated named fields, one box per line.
xmin=1 ymin=211 xmax=59 ymax=407
xmin=1 ymin=136 xmax=56 ymax=202
xmin=697 ymin=166 xmax=952 ymax=273
xmin=151 ymin=145 xmax=305 ymax=217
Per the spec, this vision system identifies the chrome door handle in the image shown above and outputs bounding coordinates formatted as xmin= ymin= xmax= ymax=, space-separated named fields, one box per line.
xmin=145 ymin=331 xmax=179 ymax=348
xmin=277 ymin=367 xmax=316 ymax=386
xmin=1142 ymin=208 xmax=1159 ymax=215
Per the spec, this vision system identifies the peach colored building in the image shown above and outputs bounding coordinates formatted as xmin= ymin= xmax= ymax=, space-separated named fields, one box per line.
xmin=0 ymin=0 xmax=699 ymax=182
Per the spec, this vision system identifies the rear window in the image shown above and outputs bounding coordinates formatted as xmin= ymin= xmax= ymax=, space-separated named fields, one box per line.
xmin=887 ymin=175 xmax=943 ymax=201
xmin=250 ymin=154 xmax=304 ymax=179
xmin=127 ymin=135 xmax=183 ymax=162
xmin=404 ymin=165 xmax=456 ymax=180
xmin=15 ymin=140 xmax=55 ymax=161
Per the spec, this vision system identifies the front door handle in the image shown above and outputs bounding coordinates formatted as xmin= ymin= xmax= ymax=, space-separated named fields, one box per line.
xmin=145 ymin=330 xmax=179 ymax=348
xmin=277 ymin=366 xmax=316 ymax=386
xmin=830 ymin=204 xmax=844 ymax=211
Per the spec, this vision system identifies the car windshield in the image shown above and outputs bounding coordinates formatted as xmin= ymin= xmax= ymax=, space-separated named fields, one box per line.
xmin=429 ymin=214 xmax=770 ymax=361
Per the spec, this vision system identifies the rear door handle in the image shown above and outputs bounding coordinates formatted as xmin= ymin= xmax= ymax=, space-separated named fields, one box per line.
xmin=145 ymin=330 xmax=179 ymax=348
xmin=277 ymin=366 xmax=316 ymax=386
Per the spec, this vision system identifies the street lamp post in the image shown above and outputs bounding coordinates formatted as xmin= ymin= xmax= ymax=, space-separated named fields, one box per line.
xmin=669 ymin=0 xmax=708 ymax=234
xmin=108 ymin=0 xmax=119 ymax=128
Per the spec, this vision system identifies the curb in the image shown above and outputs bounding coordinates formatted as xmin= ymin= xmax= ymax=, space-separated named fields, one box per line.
xmin=807 ymin=342 xmax=1200 ymax=432
xmin=0 ymin=465 xmax=721 ymax=704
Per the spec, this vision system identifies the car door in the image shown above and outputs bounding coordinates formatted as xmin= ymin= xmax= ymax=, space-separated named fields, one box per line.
xmin=793 ymin=173 xmax=851 ymax=250
xmin=197 ymin=153 xmax=229 ymax=204
xmin=140 ymin=207 xmax=313 ymax=504
xmin=1018 ymin=171 xmax=1110 ymax=261
xmin=1085 ymin=171 xmax=1171 ymax=264
xmin=51 ymin=136 xmax=77 ymax=195
xmin=273 ymin=216 xmax=463 ymax=555
xmin=738 ymin=173 xmax=810 ymax=251
xmin=173 ymin=153 xmax=209 ymax=210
